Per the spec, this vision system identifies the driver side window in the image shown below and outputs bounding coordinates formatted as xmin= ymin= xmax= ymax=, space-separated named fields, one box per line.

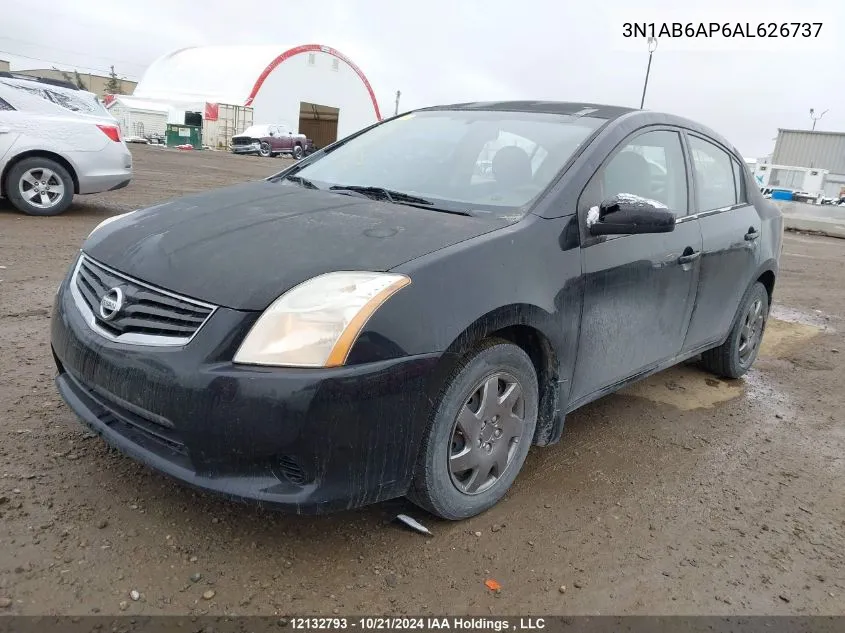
xmin=580 ymin=129 xmax=688 ymax=217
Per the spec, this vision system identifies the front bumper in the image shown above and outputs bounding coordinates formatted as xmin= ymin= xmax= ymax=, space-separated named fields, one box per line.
xmin=50 ymin=278 xmax=440 ymax=513
xmin=231 ymin=143 xmax=260 ymax=154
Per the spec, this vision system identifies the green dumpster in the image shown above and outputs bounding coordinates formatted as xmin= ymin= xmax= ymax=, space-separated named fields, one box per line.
xmin=165 ymin=124 xmax=202 ymax=149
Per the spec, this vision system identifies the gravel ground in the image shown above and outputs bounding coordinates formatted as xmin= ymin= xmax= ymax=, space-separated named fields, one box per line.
xmin=0 ymin=145 xmax=842 ymax=616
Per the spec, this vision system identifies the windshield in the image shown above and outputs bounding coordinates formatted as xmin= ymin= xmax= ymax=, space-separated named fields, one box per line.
xmin=283 ymin=110 xmax=605 ymax=218
xmin=236 ymin=125 xmax=269 ymax=137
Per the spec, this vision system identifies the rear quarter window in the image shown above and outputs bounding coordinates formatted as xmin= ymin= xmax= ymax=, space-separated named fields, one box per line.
xmin=0 ymin=81 xmax=107 ymax=116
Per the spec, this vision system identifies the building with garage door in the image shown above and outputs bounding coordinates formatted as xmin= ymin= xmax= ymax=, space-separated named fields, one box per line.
xmin=131 ymin=44 xmax=382 ymax=149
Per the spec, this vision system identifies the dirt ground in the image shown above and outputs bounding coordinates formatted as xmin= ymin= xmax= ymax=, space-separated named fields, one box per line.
xmin=0 ymin=145 xmax=842 ymax=616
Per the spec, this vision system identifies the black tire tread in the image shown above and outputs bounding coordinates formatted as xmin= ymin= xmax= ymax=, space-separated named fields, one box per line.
xmin=408 ymin=337 xmax=538 ymax=520
xmin=701 ymin=281 xmax=769 ymax=379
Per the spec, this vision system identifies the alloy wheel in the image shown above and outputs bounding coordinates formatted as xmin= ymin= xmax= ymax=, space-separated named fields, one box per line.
xmin=448 ymin=372 xmax=526 ymax=495
xmin=738 ymin=297 xmax=765 ymax=365
xmin=18 ymin=167 xmax=65 ymax=210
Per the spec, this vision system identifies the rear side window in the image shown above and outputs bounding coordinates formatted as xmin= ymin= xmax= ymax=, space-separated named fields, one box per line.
xmin=0 ymin=97 xmax=14 ymax=111
xmin=732 ymin=159 xmax=748 ymax=204
xmin=0 ymin=81 xmax=105 ymax=115
xmin=689 ymin=136 xmax=738 ymax=211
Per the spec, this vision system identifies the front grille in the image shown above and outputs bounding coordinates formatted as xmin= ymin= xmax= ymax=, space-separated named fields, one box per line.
xmin=231 ymin=136 xmax=255 ymax=146
xmin=71 ymin=254 xmax=215 ymax=346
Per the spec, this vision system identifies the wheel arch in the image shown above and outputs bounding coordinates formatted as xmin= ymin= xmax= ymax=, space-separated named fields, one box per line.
xmin=437 ymin=303 xmax=566 ymax=447
xmin=1 ymin=150 xmax=80 ymax=196
xmin=718 ymin=260 xmax=778 ymax=347
xmin=756 ymin=266 xmax=777 ymax=306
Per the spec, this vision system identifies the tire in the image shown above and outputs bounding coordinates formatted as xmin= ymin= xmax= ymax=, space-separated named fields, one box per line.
xmin=292 ymin=144 xmax=304 ymax=160
xmin=5 ymin=157 xmax=74 ymax=216
xmin=258 ymin=142 xmax=272 ymax=158
xmin=701 ymin=281 xmax=769 ymax=379
xmin=408 ymin=339 xmax=539 ymax=520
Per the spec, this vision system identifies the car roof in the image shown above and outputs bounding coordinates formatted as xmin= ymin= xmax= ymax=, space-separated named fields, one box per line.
xmin=419 ymin=101 xmax=636 ymax=120
xmin=416 ymin=101 xmax=743 ymax=161
xmin=0 ymin=71 xmax=80 ymax=92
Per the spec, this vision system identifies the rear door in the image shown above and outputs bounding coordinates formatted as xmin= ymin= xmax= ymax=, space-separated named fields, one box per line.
xmin=682 ymin=134 xmax=763 ymax=351
xmin=569 ymin=127 xmax=703 ymax=404
xmin=0 ymin=95 xmax=20 ymax=161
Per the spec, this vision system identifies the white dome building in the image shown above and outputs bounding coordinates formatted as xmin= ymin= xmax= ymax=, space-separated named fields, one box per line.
xmin=131 ymin=44 xmax=382 ymax=148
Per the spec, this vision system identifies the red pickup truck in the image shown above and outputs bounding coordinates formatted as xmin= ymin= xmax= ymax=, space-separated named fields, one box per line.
xmin=230 ymin=124 xmax=312 ymax=159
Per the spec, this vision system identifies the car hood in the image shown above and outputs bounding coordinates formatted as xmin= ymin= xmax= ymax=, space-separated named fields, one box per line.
xmin=83 ymin=181 xmax=508 ymax=311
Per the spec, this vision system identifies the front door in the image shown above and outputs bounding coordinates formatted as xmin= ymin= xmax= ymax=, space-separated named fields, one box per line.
xmin=275 ymin=124 xmax=294 ymax=153
xmin=569 ymin=128 xmax=703 ymax=404
xmin=682 ymin=134 xmax=763 ymax=350
xmin=267 ymin=125 xmax=285 ymax=153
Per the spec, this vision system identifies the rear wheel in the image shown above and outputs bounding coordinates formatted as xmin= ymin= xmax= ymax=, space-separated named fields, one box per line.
xmin=258 ymin=141 xmax=272 ymax=157
xmin=701 ymin=281 xmax=769 ymax=378
xmin=5 ymin=157 xmax=74 ymax=216
xmin=409 ymin=339 xmax=538 ymax=520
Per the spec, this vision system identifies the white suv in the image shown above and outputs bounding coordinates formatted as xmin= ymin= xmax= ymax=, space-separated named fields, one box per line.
xmin=0 ymin=73 xmax=133 ymax=216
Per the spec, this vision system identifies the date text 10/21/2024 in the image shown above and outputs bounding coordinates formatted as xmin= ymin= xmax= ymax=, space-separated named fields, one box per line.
xmin=623 ymin=22 xmax=823 ymax=38
xmin=290 ymin=617 xmax=548 ymax=631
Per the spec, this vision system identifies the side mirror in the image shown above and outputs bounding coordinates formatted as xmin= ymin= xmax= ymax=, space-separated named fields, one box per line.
xmin=588 ymin=195 xmax=676 ymax=236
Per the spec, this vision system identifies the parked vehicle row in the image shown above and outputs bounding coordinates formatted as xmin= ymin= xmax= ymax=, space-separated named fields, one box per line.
xmin=0 ymin=73 xmax=132 ymax=216
xmin=51 ymin=101 xmax=782 ymax=520
xmin=230 ymin=123 xmax=313 ymax=159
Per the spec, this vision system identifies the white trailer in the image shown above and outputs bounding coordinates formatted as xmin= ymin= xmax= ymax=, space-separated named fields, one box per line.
xmin=753 ymin=163 xmax=829 ymax=203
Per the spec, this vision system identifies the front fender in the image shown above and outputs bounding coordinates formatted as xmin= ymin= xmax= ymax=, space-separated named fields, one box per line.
xmin=349 ymin=214 xmax=584 ymax=445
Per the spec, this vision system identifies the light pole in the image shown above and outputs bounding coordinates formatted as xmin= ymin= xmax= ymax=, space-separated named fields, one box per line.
xmin=639 ymin=36 xmax=658 ymax=110
xmin=394 ymin=90 xmax=401 ymax=116
xmin=810 ymin=108 xmax=828 ymax=131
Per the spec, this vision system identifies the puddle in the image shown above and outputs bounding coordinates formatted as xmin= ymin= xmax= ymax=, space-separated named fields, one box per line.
xmin=769 ymin=304 xmax=835 ymax=331
xmin=619 ymin=364 xmax=744 ymax=410
xmin=759 ymin=317 xmax=824 ymax=358
xmin=619 ymin=316 xmax=823 ymax=410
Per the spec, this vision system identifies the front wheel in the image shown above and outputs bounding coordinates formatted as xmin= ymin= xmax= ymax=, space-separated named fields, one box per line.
xmin=258 ymin=141 xmax=272 ymax=157
xmin=292 ymin=144 xmax=304 ymax=160
xmin=409 ymin=339 xmax=538 ymax=520
xmin=701 ymin=281 xmax=769 ymax=378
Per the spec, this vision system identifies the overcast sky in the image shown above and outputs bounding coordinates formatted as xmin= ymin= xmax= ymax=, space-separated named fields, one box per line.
xmin=2 ymin=0 xmax=842 ymax=157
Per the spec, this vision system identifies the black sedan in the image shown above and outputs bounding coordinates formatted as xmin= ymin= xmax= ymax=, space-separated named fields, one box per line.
xmin=51 ymin=102 xmax=782 ymax=520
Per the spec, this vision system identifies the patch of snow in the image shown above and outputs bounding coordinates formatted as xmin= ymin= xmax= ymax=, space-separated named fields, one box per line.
xmin=614 ymin=193 xmax=668 ymax=209
xmin=586 ymin=205 xmax=600 ymax=227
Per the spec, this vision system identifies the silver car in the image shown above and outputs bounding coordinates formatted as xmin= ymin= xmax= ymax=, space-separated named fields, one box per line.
xmin=0 ymin=73 xmax=132 ymax=216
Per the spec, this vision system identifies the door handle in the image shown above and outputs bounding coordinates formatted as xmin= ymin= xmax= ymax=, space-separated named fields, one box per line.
xmin=744 ymin=228 xmax=759 ymax=241
xmin=677 ymin=250 xmax=701 ymax=265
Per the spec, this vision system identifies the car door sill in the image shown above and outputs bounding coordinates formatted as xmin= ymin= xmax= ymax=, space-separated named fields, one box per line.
xmin=565 ymin=339 xmax=726 ymax=413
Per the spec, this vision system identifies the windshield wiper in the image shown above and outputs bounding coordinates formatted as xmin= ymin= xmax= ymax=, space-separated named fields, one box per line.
xmin=328 ymin=185 xmax=475 ymax=217
xmin=284 ymin=175 xmax=318 ymax=189
xmin=328 ymin=185 xmax=433 ymax=205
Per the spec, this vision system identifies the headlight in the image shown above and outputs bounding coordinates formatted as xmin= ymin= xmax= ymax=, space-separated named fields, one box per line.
xmin=87 ymin=210 xmax=136 ymax=238
xmin=233 ymin=271 xmax=411 ymax=368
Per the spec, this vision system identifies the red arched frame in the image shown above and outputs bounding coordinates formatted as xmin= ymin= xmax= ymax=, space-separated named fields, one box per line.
xmin=245 ymin=44 xmax=382 ymax=120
